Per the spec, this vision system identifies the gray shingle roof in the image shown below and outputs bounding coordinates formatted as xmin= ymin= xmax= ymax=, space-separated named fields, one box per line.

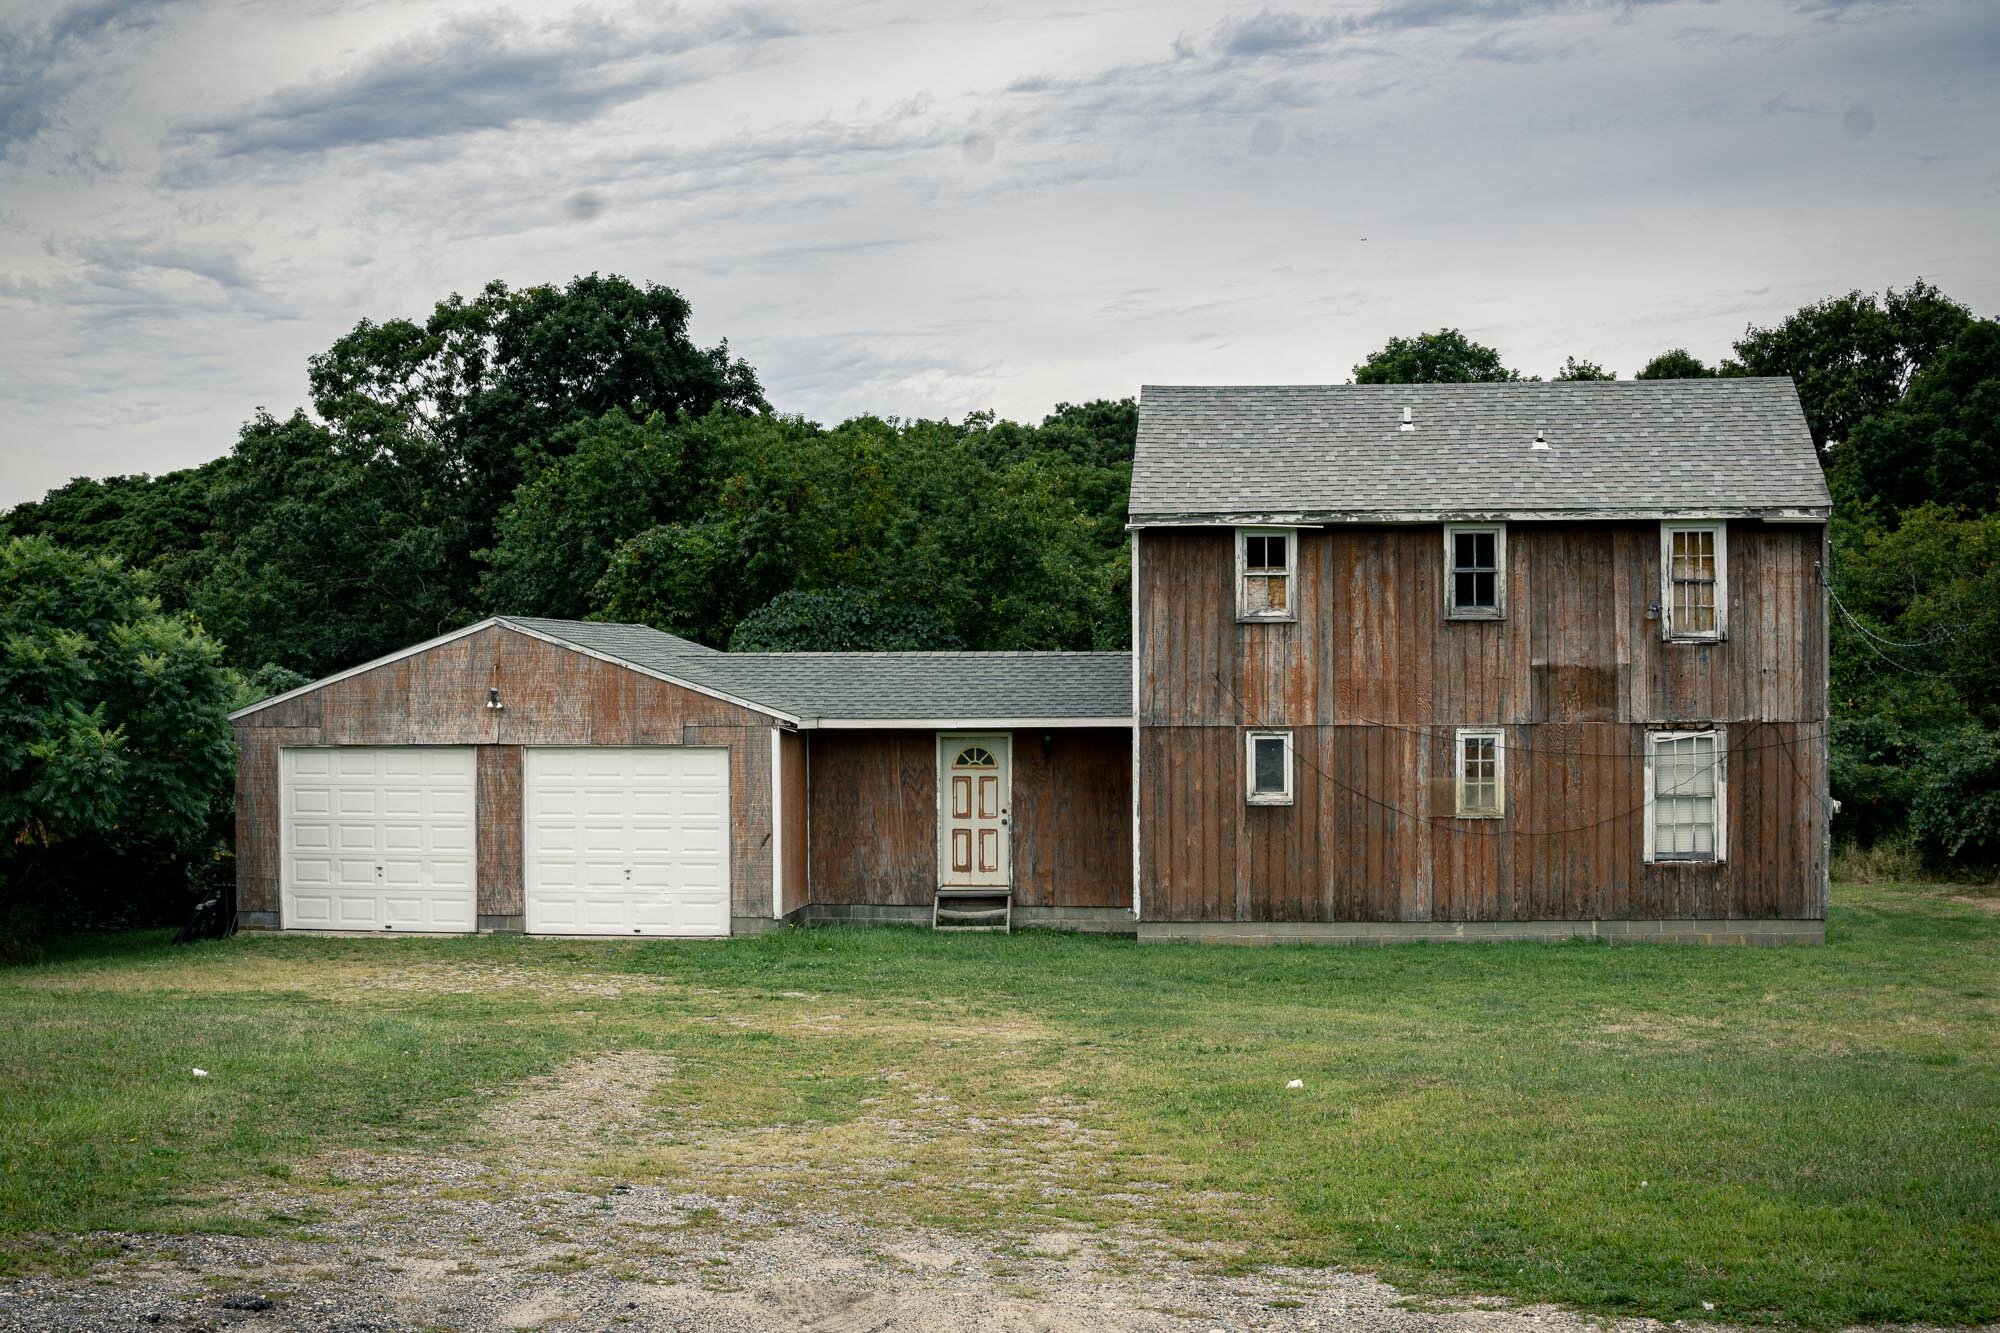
xmin=1129 ymin=379 xmax=1830 ymax=523
xmin=500 ymin=618 xmax=1132 ymax=723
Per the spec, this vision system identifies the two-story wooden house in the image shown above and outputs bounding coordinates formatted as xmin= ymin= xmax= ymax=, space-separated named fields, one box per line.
xmin=228 ymin=377 xmax=1830 ymax=945
xmin=1128 ymin=379 xmax=1832 ymax=944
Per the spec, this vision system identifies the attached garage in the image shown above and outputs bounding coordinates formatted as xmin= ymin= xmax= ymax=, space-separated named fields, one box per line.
xmin=232 ymin=617 xmax=802 ymax=937
xmin=280 ymin=747 xmax=475 ymax=932
xmin=523 ymin=747 xmax=730 ymax=936
xmin=231 ymin=614 xmax=1136 ymax=938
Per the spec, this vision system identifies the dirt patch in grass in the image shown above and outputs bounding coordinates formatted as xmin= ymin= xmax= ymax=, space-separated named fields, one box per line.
xmin=0 ymin=1052 xmax=1691 ymax=1332
xmin=18 ymin=954 xmax=671 ymax=1001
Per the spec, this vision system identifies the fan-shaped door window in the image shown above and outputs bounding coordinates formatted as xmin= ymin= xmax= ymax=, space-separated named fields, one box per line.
xmin=954 ymin=746 xmax=997 ymax=768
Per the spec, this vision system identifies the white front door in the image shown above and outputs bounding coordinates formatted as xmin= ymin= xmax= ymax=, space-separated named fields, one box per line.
xmin=280 ymin=747 xmax=476 ymax=932
xmin=523 ymin=748 xmax=731 ymax=937
xmin=938 ymin=734 xmax=1010 ymax=887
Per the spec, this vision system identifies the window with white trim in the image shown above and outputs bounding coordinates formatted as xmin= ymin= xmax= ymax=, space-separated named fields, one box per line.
xmin=1454 ymin=728 xmax=1505 ymax=818
xmin=1246 ymin=730 xmax=1293 ymax=805
xmin=1661 ymin=522 xmax=1726 ymax=640
xmin=1237 ymin=528 xmax=1294 ymax=621
xmin=1646 ymin=729 xmax=1726 ymax=863
xmin=1444 ymin=524 xmax=1505 ymax=619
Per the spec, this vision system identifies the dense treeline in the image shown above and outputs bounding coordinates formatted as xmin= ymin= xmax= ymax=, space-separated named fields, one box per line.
xmin=3 ymin=273 xmax=1996 ymax=948
xmin=4 ymin=276 xmax=1135 ymax=677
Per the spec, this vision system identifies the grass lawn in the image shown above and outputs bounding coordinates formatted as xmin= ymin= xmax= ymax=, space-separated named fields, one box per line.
xmin=2 ymin=882 xmax=1997 ymax=1328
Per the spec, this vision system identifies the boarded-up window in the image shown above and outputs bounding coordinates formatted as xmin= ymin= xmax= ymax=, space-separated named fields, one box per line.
xmin=1455 ymin=728 xmax=1504 ymax=817
xmin=1238 ymin=529 xmax=1293 ymax=619
xmin=1662 ymin=523 xmax=1726 ymax=639
xmin=1445 ymin=525 xmax=1505 ymax=618
xmin=1648 ymin=730 xmax=1725 ymax=862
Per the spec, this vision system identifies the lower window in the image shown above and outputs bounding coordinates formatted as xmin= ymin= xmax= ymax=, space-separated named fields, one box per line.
xmin=1246 ymin=730 xmax=1293 ymax=805
xmin=1454 ymin=728 xmax=1505 ymax=818
xmin=1646 ymin=729 xmax=1726 ymax=862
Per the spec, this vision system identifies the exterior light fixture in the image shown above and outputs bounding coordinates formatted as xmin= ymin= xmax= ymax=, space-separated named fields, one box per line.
xmin=486 ymin=686 xmax=504 ymax=710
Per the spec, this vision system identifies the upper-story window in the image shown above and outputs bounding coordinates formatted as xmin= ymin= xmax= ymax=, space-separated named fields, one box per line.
xmin=1237 ymin=527 xmax=1295 ymax=622
xmin=1444 ymin=524 xmax=1506 ymax=619
xmin=1661 ymin=522 xmax=1727 ymax=640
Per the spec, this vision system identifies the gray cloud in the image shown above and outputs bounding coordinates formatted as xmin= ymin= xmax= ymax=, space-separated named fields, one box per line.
xmin=1209 ymin=9 xmax=1341 ymax=58
xmin=65 ymin=234 xmax=259 ymax=291
xmin=176 ymin=7 xmax=796 ymax=163
xmin=2 ymin=0 xmax=1997 ymax=506
xmin=0 ymin=0 xmax=171 ymax=157
xmin=1348 ymin=0 xmax=1678 ymax=31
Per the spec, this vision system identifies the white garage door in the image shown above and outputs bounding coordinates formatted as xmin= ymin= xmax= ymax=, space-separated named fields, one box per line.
xmin=524 ymin=748 xmax=732 ymax=937
xmin=281 ymin=748 xmax=476 ymax=932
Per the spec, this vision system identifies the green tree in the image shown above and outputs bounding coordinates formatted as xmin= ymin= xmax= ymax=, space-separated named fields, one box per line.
xmin=0 ymin=462 xmax=223 ymax=613
xmin=1730 ymin=279 xmax=1972 ymax=456
xmin=481 ymin=410 xmax=690 ymax=618
xmin=192 ymin=410 xmax=471 ymax=676
xmin=728 ymin=587 xmax=963 ymax=651
xmin=0 ymin=537 xmax=238 ymax=949
xmin=1352 ymin=329 xmax=1522 ymax=384
xmin=1828 ymin=505 xmax=2000 ymax=866
xmin=589 ymin=412 xmax=1129 ymax=651
xmin=1553 ymin=356 xmax=1615 ymax=381
xmin=306 ymin=273 xmax=765 ymax=621
xmin=594 ymin=518 xmax=760 ymax=645
xmin=1833 ymin=319 xmax=2000 ymax=516
xmin=1634 ymin=349 xmax=1715 ymax=380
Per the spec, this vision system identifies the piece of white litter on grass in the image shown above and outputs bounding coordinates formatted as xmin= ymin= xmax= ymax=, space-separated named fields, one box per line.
xmin=191 ymin=1069 xmax=208 ymax=1078
xmin=1286 ymin=1079 xmax=1304 ymax=1089
xmin=1702 ymin=1302 xmax=1715 ymax=1311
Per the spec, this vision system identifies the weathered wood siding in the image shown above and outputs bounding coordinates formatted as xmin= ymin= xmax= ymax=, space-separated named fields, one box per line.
xmin=780 ymin=729 xmax=809 ymax=916
xmin=805 ymin=731 xmax=936 ymax=908
xmin=805 ymin=728 xmax=1132 ymax=910
xmin=234 ymin=623 xmax=782 ymax=922
xmin=1136 ymin=522 xmax=1829 ymax=923
xmin=1011 ymin=730 xmax=1132 ymax=909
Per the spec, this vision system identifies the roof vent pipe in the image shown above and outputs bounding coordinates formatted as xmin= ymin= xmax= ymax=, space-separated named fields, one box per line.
xmin=1531 ymin=427 xmax=1551 ymax=451
xmin=1399 ymin=405 xmax=1414 ymax=432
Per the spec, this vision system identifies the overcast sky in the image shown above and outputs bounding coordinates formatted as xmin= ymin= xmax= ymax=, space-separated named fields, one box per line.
xmin=1 ymin=0 xmax=1995 ymax=506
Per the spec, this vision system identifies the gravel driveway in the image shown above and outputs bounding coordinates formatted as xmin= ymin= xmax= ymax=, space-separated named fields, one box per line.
xmin=1 ymin=1184 xmax=1677 ymax=1333
xmin=0 ymin=1050 xmax=1728 ymax=1332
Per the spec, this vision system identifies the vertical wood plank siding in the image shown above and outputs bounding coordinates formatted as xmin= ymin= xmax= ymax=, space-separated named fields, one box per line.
xmin=475 ymin=745 xmax=523 ymax=918
xmin=805 ymin=731 xmax=937 ymax=908
xmin=233 ymin=624 xmax=782 ymax=921
xmin=805 ymin=729 xmax=1133 ymax=910
xmin=1011 ymin=730 xmax=1133 ymax=909
xmin=1137 ymin=522 xmax=1829 ymax=923
xmin=780 ymin=729 xmax=809 ymax=912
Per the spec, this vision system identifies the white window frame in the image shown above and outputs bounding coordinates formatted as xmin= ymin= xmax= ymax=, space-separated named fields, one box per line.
xmin=1235 ymin=526 xmax=1298 ymax=623
xmin=1245 ymin=730 xmax=1294 ymax=805
xmin=1643 ymin=727 xmax=1728 ymax=864
xmin=1443 ymin=523 xmax=1507 ymax=620
xmin=1660 ymin=522 xmax=1727 ymax=641
xmin=1453 ymin=727 xmax=1506 ymax=818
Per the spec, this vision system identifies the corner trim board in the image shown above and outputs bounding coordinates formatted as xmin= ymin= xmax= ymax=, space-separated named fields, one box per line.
xmin=770 ymin=727 xmax=784 ymax=920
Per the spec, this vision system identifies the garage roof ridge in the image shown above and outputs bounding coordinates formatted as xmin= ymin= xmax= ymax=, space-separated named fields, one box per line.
xmin=229 ymin=616 xmax=1138 ymax=727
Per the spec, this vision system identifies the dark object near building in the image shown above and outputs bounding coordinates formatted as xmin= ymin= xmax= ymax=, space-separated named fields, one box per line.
xmin=172 ymin=895 xmax=237 ymax=944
